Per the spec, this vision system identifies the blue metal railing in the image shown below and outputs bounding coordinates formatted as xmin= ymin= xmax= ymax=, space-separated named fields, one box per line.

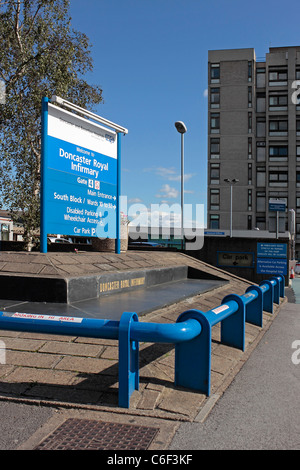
xmin=0 ymin=274 xmax=285 ymax=408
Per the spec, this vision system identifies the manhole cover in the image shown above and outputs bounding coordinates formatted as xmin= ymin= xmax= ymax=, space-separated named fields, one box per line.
xmin=35 ymin=418 xmax=158 ymax=450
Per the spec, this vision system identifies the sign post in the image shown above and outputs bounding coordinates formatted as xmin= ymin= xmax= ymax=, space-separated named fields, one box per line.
xmin=40 ymin=97 xmax=49 ymax=254
xmin=40 ymin=96 xmax=127 ymax=254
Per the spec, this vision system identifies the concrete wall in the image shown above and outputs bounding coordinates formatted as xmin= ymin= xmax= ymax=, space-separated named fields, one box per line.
xmin=189 ymin=236 xmax=290 ymax=285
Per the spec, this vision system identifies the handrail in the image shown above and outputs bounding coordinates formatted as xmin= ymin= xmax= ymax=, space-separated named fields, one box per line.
xmin=0 ymin=312 xmax=201 ymax=345
xmin=0 ymin=274 xmax=285 ymax=408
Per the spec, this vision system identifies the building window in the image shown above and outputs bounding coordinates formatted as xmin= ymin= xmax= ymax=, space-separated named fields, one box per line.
xmin=297 ymin=120 xmax=300 ymax=136
xmin=296 ymin=196 xmax=300 ymax=212
xmin=256 ymin=141 xmax=266 ymax=162
xmin=297 ymin=145 xmax=300 ymax=161
xmin=248 ymin=189 xmax=252 ymax=211
xmin=210 ymin=138 xmax=220 ymax=159
xmin=209 ymin=214 xmax=219 ymax=229
xmin=269 ymin=168 xmax=288 ymax=187
xmin=248 ymin=86 xmax=252 ymax=108
xmin=210 ymin=189 xmax=220 ymax=210
xmin=256 ymin=167 xmax=266 ymax=187
xmin=210 ymin=113 xmax=220 ymax=133
xmin=210 ymin=163 xmax=220 ymax=184
xmin=248 ymin=138 xmax=252 ymax=159
xmin=248 ymin=163 xmax=252 ymax=185
xmin=256 ymin=67 xmax=266 ymax=88
xmin=297 ymin=171 xmax=300 ymax=188
xmin=256 ymin=216 xmax=266 ymax=230
xmin=268 ymin=68 xmax=287 ymax=86
xmin=256 ymin=192 xmax=266 ymax=212
xmin=210 ymin=64 xmax=220 ymax=83
xmin=210 ymin=88 xmax=220 ymax=108
xmin=269 ymin=144 xmax=288 ymax=161
xmin=248 ymin=61 xmax=252 ymax=82
xmin=269 ymin=119 xmax=288 ymax=136
xmin=248 ymin=215 xmax=252 ymax=230
xmin=256 ymin=92 xmax=266 ymax=112
xmin=269 ymin=93 xmax=288 ymax=111
xmin=256 ymin=117 xmax=266 ymax=137
xmin=248 ymin=112 xmax=252 ymax=133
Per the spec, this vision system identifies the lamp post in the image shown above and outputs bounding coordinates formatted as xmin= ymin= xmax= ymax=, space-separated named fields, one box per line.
xmin=175 ymin=121 xmax=187 ymax=250
xmin=224 ymin=178 xmax=239 ymax=237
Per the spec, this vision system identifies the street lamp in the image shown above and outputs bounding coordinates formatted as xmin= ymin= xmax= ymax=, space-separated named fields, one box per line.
xmin=224 ymin=178 xmax=239 ymax=237
xmin=175 ymin=121 xmax=187 ymax=250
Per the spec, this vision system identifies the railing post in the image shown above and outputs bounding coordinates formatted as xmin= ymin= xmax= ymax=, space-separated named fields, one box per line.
xmin=269 ymin=277 xmax=280 ymax=304
xmin=259 ymin=281 xmax=274 ymax=313
xmin=175 ymin=309 xmax=211 ymax=396
xmin=244 ymin=286 xmax=263 ymax=327
xmin=277 ymin=274 xmax=285 ymax=298
xmin=220 ymin=295 xmax=245 ymax=351
xmin=118 ymin=311 xmax=139 ymax=408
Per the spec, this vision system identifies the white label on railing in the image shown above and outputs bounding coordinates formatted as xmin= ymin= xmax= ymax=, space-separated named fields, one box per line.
xmin=12 ymin=313 xmax=83 ymax=323
xmin=212 ymin=305 xmax=229 ymax=315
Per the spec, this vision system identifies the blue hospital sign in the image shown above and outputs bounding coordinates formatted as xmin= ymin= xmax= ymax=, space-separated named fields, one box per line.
xmin=41 ymin=100 xmax=118 ymax=243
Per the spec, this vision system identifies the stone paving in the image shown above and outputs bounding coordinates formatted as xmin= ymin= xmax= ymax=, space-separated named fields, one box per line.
xmin=0 ymin=251 xmax=286 ymax=424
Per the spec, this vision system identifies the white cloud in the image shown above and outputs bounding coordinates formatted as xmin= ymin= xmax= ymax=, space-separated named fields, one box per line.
xmin=156 ymin=167 xmax=177 ymax=178
xmin=184 ymin=189 xmax=194 ymax=194
xmin=156 ymin=184 xmax=179 ymax=199
xmin=128 ymin=202 xmax=205 ymax=230
xmin=128 ymin=197 xmax=143 ymax=203
xmin=203 ymin=88 xmax=208 ymax=98
xmin=144 ymin=166 xmax=195 ymax=183
xmin=167 ymin=173 xmax=195 ymax=182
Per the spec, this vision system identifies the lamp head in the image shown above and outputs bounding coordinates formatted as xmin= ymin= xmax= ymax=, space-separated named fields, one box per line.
xmin=175 ymin=121 xmax=187 ymax=134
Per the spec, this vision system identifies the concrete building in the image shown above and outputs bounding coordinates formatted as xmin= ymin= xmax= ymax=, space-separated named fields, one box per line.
xmin=207 ymin=46 xmax=300 ymax=258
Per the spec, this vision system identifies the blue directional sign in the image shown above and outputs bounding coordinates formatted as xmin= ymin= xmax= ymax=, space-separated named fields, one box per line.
xmin=257 ymin=258 xmax=287 ymax=275
xmin=40 ymin=97 xmax=126 ymax=253
xmin=269 ymin=199 xmax=286 ymax=212
xmin=256 ymin=242 xmax=288 ymax=276
xmin=257 ymin=243 xmax=287 ymax=259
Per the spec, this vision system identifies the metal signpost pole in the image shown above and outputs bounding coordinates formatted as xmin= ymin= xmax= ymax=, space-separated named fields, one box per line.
xmin=40 ymin=97 xmax=49 ymax=254
xmin=115 ymin=133 xmax=121 ymax=254
xmin=181 ymin=132 xmax=184 ymax=251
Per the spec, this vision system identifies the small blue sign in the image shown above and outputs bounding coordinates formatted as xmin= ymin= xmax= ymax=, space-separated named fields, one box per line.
xmin=257 ymin=258 xmax=287 ymax=276
xmin=257 ymin=243 xmax=287 ymax=259
xmin=204 ymin=231 xmax=225 ymax=236
xmin=269 ymin=201 xmax=286 ymax=212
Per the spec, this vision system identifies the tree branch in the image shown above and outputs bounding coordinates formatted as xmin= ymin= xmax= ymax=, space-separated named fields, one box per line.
xmin=14 ymin=0 xmax=23 ymax=53
xmin=24 ymin=3 xmax=43 ymax=38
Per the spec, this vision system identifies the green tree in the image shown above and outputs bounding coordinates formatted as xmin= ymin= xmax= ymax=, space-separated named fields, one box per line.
xmin=0 ymin=0 xmax=103 ymax=249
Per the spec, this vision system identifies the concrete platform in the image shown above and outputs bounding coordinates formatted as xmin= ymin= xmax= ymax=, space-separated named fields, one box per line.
xmin=0 ymin=250 xmax=228 ymax=304
xmin=0 ymin=278 xmax=226 ymax=320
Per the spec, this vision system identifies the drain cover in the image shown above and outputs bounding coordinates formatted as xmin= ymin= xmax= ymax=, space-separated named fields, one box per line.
xmin=35 ymin=418 xmax=159 ymax=450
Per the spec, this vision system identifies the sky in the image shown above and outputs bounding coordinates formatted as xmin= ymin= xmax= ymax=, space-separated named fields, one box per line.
xmin=69 ymin=0 xmax=300 ymax=226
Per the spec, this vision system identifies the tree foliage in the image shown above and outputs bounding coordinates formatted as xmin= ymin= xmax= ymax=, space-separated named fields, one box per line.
xmin=0 ymin=0 xmax=103 ymax=249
